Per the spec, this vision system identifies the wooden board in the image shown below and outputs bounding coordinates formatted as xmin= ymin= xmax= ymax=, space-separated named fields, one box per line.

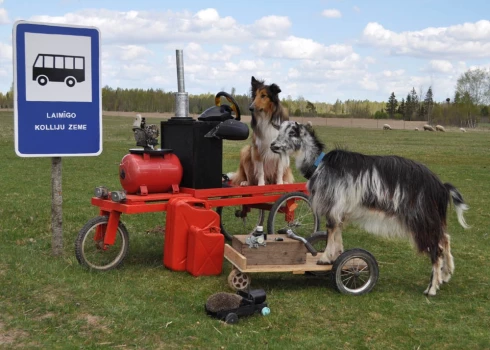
xmin=231 ymin=234 xmax=307 ymax=265
xmin=224 ymin=244 xmax=333 ymax=274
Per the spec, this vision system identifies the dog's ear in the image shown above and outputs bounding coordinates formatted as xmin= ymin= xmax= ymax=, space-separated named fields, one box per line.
xmin=251 ymin=76 xmax=260 ymax=96
xmin=251 ymin=76 xmax=259 ymax=90
xmin=269 ymin=83 xmax=281 ymax=95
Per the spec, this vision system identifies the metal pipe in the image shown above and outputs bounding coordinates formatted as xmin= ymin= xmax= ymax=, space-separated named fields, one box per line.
xmin=176 ymin=50 xmax=185 ymax=93
xmin=175 ymin=49 xmax=189 ymax=118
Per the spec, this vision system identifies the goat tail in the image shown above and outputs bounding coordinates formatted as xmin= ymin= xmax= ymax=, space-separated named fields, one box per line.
xmin=445 ymin=183 xmax=470 ymax=229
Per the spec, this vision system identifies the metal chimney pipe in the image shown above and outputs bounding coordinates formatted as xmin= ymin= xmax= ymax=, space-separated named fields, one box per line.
xmin=176 ymin=50 xmax=185 ymax=92
xmin=175 ymin=50 xmax=189 ymax=118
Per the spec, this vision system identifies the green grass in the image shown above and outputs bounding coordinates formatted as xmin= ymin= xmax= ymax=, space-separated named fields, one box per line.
xmin=1 ymin=111 xmax=489 ymax=349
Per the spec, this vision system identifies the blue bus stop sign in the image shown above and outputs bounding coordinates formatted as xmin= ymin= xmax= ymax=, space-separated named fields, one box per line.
xmin=13 ymin=21 xmax=101 ymax=157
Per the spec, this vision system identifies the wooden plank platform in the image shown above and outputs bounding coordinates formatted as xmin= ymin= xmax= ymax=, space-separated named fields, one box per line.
xmin=231 ymin=234 xmax=307 ymax=265
xmin=224 ymin=244 xmax=333 ymax=274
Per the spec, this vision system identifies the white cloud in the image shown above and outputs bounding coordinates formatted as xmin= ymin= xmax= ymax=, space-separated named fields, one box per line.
xmin=224 ymin=60 xmax=264 ymax=72
xmin=322 ymin=9 xmax=342 ymax=18
xmin=183 ymin=42 xmax=241 ymax=62
xmin=29 ymin=9 xmax=295 ymax=45
xmin=117 ymin=63 xmax=155 ymax=81
xmin=0 ymin=42 xmax=11 ymax=60
xmin=382 ymin=69 xmax=405 ymax=78
xmin=107 ymin=45 xmax=154 ymax=62
xmin=446 ymin=20 xmax=490 ymax=41
xmin=250 ymin=36 xmax=352 ymax=60
xmin=360 ymin=74 xmax=378 ymax=91
xmin=0 ymin=65 xmax=9 ymax=79
xmin=361 ymin=21 xmax=490 ymax=59
xmin=252 ymin=15 xmax=291 ymax=38
xmin=428 ymin=60 xmax=453 ymax=73
xmin=30 ymin=9 xmax=250 ymax=44
xmin=0 ymin=8 xmax=9 ymax=24
xmin=364 ymin=56 xmax=376 ymax=64
xmin=353 ymin=6 xmax=361 ymax=13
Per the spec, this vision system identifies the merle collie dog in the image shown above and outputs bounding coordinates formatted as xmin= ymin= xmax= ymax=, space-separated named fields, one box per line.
xmin=270 ymin=121 xmax=469 ymax=296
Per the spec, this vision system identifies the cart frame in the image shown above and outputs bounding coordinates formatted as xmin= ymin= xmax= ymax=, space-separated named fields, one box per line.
xmin=91 ymin=183 xmax=309 ymax=248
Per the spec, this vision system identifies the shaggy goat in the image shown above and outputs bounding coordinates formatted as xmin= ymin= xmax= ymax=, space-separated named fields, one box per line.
xmin=383 ymin=124 xmax=392 ymax=130
xmin=270 ymin=121 xmax=469 ymax=296
xmin=436 ymin=125 xmax=446 ymax=132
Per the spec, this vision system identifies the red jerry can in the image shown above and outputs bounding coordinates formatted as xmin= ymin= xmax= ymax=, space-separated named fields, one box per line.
xmin=186 ymin=225 xmax=224 ymax=276
xmin=163 ymin=197 xmax=221 ymax=271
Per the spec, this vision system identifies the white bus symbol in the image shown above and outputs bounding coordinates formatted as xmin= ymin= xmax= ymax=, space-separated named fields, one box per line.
xmin=33 ymin=54 xmax=85 ymax=87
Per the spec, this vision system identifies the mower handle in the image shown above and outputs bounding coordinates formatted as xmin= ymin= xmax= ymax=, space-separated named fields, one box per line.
xmin=277 ymin=228 xmax=317 ymax=256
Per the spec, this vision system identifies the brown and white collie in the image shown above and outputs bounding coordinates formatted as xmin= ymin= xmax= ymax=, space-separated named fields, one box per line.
xmin=228 ymin=76 xmax=294 ymax=186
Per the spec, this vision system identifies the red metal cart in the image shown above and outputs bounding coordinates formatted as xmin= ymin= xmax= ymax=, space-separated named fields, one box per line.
xmin=75 ymin=183 xmax=320 ymax=271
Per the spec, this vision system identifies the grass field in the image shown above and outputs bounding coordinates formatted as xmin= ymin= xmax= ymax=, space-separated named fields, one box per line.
xmin=0 ymin=111 xmax=489 ymax=349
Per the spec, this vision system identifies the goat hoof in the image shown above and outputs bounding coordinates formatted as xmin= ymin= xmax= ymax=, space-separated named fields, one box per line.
xmin=316 ymin=260 xmax=332 ymax=266
xmin=423 ymin=287 xmax=437 ymax=296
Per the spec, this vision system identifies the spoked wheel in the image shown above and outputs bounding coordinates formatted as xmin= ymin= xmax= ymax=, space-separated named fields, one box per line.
xmin=75 ymin=216 xmax=129 ymax=271
xmin=267 ymin=192 xmax=319 ymax=239
xmin=217 ymin=206 xmax=265 ymax=241
xmin=227 ymin=268 xmax=251 ymax=291
xmin=331 ymin=249 xmax=379 ymax=295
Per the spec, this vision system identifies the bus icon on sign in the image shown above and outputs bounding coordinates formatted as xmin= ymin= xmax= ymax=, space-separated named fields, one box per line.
xmin=33 ymin=54 xmax=85 ymax=87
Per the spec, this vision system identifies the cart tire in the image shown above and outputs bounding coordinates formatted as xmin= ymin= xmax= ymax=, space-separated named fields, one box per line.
xmin=217 ymin=206 xmax=265 ymax=241
xmin=227 ymin=268 xmax=251 ymax=291
xmin=75 ymin=216 xmax=129 ymax=271
xmin=225 ymin=312 xmax=239 ymax=324
xmin=306 ymin=231 xmax=329 ymax=277
xmin=331 ymin=249 xmax=378 ymax=295
xmin=267 ymin=192 xmax=319 ymax=239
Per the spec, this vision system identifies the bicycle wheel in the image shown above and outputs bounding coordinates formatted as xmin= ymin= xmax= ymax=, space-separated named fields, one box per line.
xmin=217 ymin=206 xmax=265 ymax=241
xmin=75 ymin=216 xmax=129 ymax=271
xmin=331 ymin=249 xmax=379 ymax=295
xmin=267 ymin=192 xmax=319 ymax=239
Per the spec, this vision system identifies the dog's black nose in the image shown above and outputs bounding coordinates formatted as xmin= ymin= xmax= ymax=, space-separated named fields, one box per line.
xmin=248 ymin=103 xmax=254 ymax=112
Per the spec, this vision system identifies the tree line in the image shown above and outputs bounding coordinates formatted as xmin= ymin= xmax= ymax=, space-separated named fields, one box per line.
xmin=381 ymin=68 xmax=490 ymax=127
xmin=1 ymin=68 xmax=488 ymax=127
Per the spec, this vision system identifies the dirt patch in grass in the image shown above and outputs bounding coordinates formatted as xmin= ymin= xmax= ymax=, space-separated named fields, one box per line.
xmin=78 ymin=314 xmax=110 ymax=334
xmin=0 ymin=320 xmax=29 ymax=347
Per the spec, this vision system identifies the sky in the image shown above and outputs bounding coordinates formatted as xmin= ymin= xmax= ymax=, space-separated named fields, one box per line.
xmin=1 ymin=0 xmax=490 ymax=103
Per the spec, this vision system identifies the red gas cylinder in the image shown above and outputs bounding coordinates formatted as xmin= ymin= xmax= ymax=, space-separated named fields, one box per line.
xmin=119 ymin=149 xmax=183 ymax=194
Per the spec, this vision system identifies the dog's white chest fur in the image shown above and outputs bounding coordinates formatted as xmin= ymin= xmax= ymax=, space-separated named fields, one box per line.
xmin=253 ymin=117 xmax=288 ymax=185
